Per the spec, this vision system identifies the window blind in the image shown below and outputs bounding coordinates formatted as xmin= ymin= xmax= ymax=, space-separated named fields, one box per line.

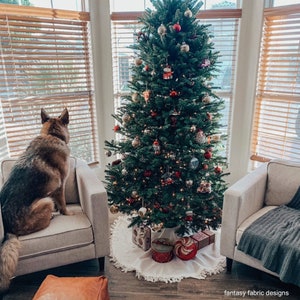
xmin=251 ymin=4 xmax=300 ymax=166
xmin=0 ymin=4 xmax=98 ymax=162
xmin=111 ymin=9 xmax=241 ymax=160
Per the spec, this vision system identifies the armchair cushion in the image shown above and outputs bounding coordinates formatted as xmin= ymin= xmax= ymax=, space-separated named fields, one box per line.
xmin=265 ymin=159 xmax=300 ymax=206
xmin=18 ymin=205 xmax=93 ymax=260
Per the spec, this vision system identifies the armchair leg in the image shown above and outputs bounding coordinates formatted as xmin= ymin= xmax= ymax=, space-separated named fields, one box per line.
xmin=98 ymin=257 xmax=105 ymax=271
xmin=226 ymin=257 xmax=233 ymax=273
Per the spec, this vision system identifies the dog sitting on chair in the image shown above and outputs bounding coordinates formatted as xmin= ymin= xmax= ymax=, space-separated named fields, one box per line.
xmin=0 ymin=108 xmax=72 ymax=292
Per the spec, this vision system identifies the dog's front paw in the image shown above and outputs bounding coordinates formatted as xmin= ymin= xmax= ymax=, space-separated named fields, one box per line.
xmin=60 ymin=209 xmax=74 ymax=216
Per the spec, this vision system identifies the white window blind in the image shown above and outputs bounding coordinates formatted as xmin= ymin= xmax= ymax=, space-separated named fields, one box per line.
xmin=0 ymin=4 xmax=98 ymax=163
xmin=111 ymin=9 xmax=241 ymax=160
xmin=251 ymin=4 xmax=300 ymax=166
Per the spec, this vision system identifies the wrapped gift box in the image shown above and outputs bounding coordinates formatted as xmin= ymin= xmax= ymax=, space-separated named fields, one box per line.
xmin=132 ymin=224 xmax=151 ymax=251
xmin=191 ymin=231 xmax=210 ymax=250
xmin=151 ymin=238 xmax=174 ymax=263
xmin=203 ymin=229 xmax=215 ymax=244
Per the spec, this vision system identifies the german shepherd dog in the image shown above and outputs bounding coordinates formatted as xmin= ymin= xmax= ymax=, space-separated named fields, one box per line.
xmin=0 ymin=108 xmax=71 ymax=292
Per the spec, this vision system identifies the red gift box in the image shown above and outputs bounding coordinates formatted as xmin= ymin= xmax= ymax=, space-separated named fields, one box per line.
xmin=191 ymin=231 xmax=210 ymax=250
xmin=151 ymin=238 xmax=174 ymax=263
xmin=203 ymin=229 xmax=215 ymax=244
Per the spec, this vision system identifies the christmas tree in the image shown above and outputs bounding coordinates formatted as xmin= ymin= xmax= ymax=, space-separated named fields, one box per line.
xmin=105 ymin=0 xmax=228 ymax=236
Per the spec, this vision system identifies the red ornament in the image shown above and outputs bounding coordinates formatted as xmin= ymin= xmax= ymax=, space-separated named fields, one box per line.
xmin=173 ymin=23 xmax=181 ymax=32
xmin=214 ymin=165 xmax=222 ymax=174
xmin=170 ymin=90 xmax=178 ymax=97
xmin=174 ymin=171 xmax=181 ymax=178
xmin=144 ymin=170 xmax=152 ymax=177
xmin=113 ymin=125 xmax=120 ymax=132
xmin=204 ymin=150 xmax=212 ymax=159
xmin=202 ymin=164 xmax=209 ymax=170
xmin=174 ymin=237 xmax=197 ymax=261
xmin=151 ymin=110 xmax=158 ymax=117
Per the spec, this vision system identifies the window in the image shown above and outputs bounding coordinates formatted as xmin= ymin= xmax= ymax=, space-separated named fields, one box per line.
xmin=110 ymin=1 xmax=241 ymax=160
xmin=0 ymin=3 xmax=98 ymax=162
xmin=250 ymin=4 xmax=300 ymax=167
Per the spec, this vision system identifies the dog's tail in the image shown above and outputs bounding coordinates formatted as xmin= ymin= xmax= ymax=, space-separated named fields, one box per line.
xmin=0 ymin=234 xmax=21 ymax=293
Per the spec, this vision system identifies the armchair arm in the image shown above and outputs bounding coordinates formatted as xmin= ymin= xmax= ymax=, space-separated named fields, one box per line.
xmin=76 ymin=162 xmax=110 ymax=258
xmin=220 ymin=163 xmax=268 ymax=259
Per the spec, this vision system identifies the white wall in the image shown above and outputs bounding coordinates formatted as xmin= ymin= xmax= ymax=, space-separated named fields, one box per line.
xmin=89 ymin=0 xmax=265 ymax=184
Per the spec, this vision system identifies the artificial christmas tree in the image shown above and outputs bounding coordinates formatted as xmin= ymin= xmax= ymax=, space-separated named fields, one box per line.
xmin=105 ymin=0 xmax=228 ymax=236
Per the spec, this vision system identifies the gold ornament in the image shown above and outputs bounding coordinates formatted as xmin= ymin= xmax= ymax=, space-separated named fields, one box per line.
xmin=110 ymin=205 xmax=119 ymax=214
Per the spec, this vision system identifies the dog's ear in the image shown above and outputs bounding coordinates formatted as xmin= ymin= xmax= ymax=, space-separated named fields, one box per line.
xmin=59 ymin=108 xmax=69 ymax=125
xmin=41 ymin=108 xmax=50 ymax=124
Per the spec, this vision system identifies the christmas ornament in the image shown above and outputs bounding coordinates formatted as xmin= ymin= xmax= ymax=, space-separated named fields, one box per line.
xmin=113 ymin=125 xmax=120 ymax=132
xmin=190 ymin=125 xmax=197 ymax=132
xmin=180 ymin=42 xmax=190 ymax=52
xmin=150 ymin=110 xmax=158 ymax=117
xmin=197 ymin=181 xmax=212 ymax=193
xmin=144 ymin=170 xmax=152 ymax=177
xmin=132 ymin=136 xmax=141 ymax=148
xmin=138 ymin=207 xmax=147 ymax=217
xmin=131 ymin=190 xmax=139 ymax=198
xmin=189 ymin=157 xmax=199 ymax=170
xmin=163 ymin=65 xmax=173 ymax=80
xmin=105 ymin=150 xmax=112 ymax=157
xmin=143 ymin=64 xmax=150 ymax=72
xmin=161 ymin=170 xmax=174 ymax=186
xmin=199 ymin=58 xmax=211 ymax=68
xmin=112 ymin=159 xmax=121 ymax=166
xmin=169 ymin=115 xmax=177 ymax=127
xmin=195 ymin=129 xmax=206 ymax=144
xmin=207 ymin=112 xmax=213 ymax=121
xmin=122 ymin=112 xmax=131 ymax=123
xmin=169 ymin=90 xmax=179 ymax=97
xmin=202 ymin=94 xmax=211 ymax=104
xmin=186 ymin=179 xmax=193 ymax=187
xmin=153 ymin=139 xmax=161 ymax=155
xmin=173 ymin=22 xmax=181 ymax=32
xmin=132 ymin=92 xmax=138 ymax=102
xmin=157 ymin=24 xmax=167 ymax=36
xmin=185 ymin=210 xmax=193 ymax=222
xmin=135 ymin=57 xmax=143 ymax=66
xmin=151 ymin=238 xmax=174 ymax=263
xmin=174 ymin=171 xmax=181 ymax=178
xmin=214 ymin=165 xmax=222 ymax=174
xmin=142 ymin=90 xmax=151 ymax=103
xmin=184 ymin=8 xmax=193 ymax=18
xmin=202 ymin=164 xmax=209 ymax=170
xmin=110 ymin=204 xmax=119 ymax=214
xmin=151 ymin=222 xmax=164 ymax=231
xmin=174 ymin=237 xmax=197 ymax=261
xmin=204 ymin=150 xmax=212 ymax=159
xmin=121 ymin=168 xmax=128 ymax=176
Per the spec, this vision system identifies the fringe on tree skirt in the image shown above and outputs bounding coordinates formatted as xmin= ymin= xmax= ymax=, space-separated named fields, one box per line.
xmin=110 ymin=215 xmax=226 ymax=283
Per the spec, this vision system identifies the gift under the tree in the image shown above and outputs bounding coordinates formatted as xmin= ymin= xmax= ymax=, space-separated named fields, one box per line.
xmin=151 ymin=238 xmax=174 ymax=263
xmin=191 ymin=229 xmax=215 ymax=250
xmin=191 ymin=231 xmax=210 ymax=250
xmin=132 ymin=224 xmax=151 ymax=251
xmin=203 ymin=229 xmax=215 ymax=244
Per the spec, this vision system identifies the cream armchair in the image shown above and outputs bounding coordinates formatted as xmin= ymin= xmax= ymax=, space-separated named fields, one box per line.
xmin=220 ymin=159 xmax=300 ymax=278
xmin=0 ymin=157 xmax=110 ymax=276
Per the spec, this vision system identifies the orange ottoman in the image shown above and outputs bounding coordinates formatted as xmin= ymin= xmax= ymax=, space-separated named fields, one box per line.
xmin=33 ymin=275 xmax=109 ymax=300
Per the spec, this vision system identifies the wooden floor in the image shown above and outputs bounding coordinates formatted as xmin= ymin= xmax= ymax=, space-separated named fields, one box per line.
xmin=2 ymin=257 xmax=300 ymax=300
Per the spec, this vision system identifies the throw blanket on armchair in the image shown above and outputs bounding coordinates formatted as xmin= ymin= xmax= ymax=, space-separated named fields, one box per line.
xmin=237 ymin=205 xmax=300 ymax=287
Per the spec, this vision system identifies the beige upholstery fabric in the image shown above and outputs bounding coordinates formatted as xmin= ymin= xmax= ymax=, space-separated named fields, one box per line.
xmin=265 ymin=159 xmax=300 ymax=206
xmin=0 ymin=157 xmax=110 ymax=276
xmin=220 ymin=158 xmax=300 ymax=279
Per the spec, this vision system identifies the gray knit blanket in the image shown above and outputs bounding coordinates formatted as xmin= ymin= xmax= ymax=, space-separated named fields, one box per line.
xmin=237 ymin=205 xmax=300 ymax=287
